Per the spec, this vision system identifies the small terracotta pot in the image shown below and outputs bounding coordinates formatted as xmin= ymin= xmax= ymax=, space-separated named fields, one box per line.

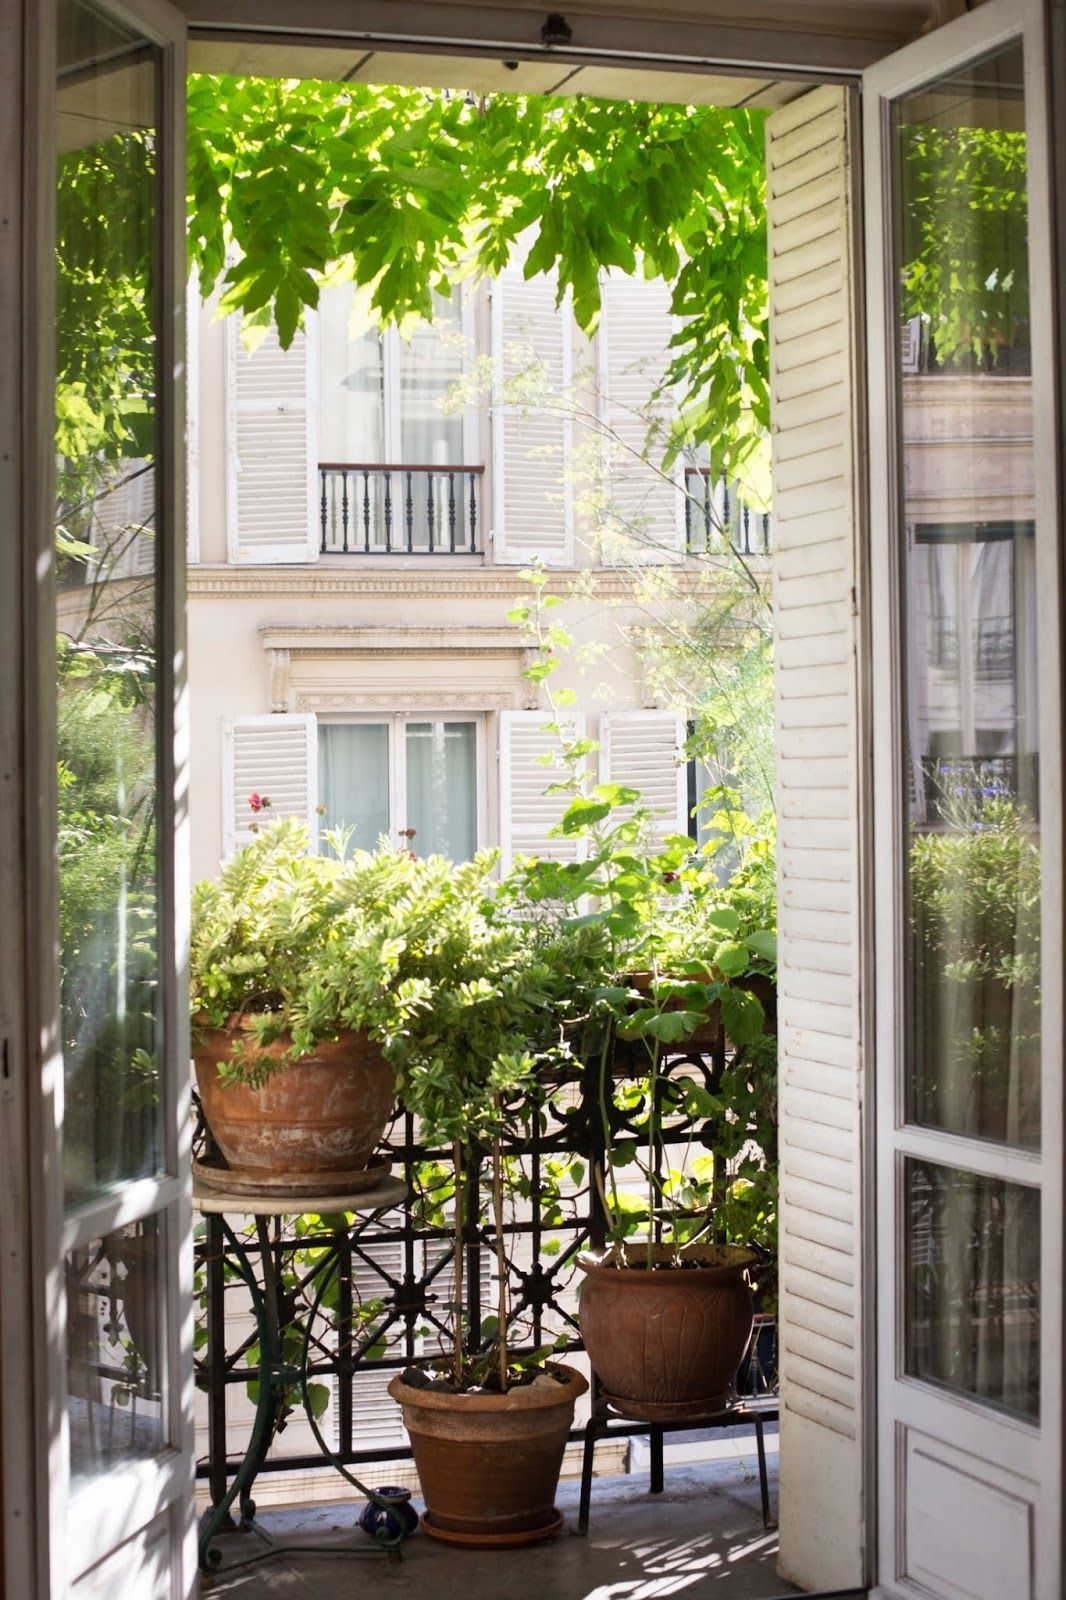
xmin=578 ymin=1244 xmax=757 ymax=1419
xmin=194 ymin=1019 xmax=395 ymax=1178
xmin=388 ymin=1365 xmax=588 ymax=1546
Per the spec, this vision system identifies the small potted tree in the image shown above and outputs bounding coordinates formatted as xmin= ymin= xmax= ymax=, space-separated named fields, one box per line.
xmin=506 ymin=568 xmax=777 ymax=1421
xmin=386 ymin=911 xmax=595 ymax=1547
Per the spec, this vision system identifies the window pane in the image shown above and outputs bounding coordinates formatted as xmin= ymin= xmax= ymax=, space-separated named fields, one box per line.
xmin=399 ymin=290 xmax=465 ymax=468
xmin=67 ymin=1217 xmax=167 ymax=1482
xmin=405 ymin=722 xmax=477 ymax=861
xmin=56 ymin=0 xmax=162 ymax=1204
xmin=905 ymin=1159 xmax=1039 ymax=1422
xmin=318 ymin=723 xmax=390 ymax=849
xmin=895 ymin=44 xmax=1041 ymax=1148
xmin=318 ymin=283 xmax=385 ymax=464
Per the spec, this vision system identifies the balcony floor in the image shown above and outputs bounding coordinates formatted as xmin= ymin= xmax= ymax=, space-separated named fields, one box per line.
xmin=204 ymin=1453 xmax=801 ymax=1600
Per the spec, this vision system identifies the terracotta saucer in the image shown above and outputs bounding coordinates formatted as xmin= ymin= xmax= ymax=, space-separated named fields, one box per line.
xmin=420 ymin=1507 xmax=565 ymax=1548
xmin=193 ymin=1151 xmax=392 ymax=1199
xmin=603 ymin=1389 xmax=734 ymax=1422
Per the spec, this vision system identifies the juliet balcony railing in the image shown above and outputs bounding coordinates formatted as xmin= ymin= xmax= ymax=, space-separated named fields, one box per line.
xmin=685 ymin=467 xmax=772 ymax=557
xmin=319 ymin=463 xmax=485 ymax=555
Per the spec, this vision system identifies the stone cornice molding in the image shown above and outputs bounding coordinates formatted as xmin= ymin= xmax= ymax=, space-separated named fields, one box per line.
xmin=187 ymin=563 xmax=713 ymax=601
xmin=258 ymin=622 xmax=532 ymax=656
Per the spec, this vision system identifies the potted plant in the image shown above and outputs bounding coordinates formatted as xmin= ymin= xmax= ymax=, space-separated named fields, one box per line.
xmin=385 ymin=907 xmax=595 ymax=1547
xmin=505 ymin=568 xmax=778 ymax=1420
xmin=190 ymin=815 xmax=544 ymax=1189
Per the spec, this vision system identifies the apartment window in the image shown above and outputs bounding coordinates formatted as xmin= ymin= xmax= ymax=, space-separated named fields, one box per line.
xmin=318 ymin=283 xmax=470 ymax=467
xmin=318 ymin=716 xmax=480 ymax=861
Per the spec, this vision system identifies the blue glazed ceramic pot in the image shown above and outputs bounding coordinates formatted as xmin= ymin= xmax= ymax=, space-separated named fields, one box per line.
xmin=358 ymin=1485 xmax=419 ymax=1541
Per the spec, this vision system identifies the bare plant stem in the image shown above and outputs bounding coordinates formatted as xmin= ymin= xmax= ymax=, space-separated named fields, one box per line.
xmin=453 ymin=1140 xmax=464 ymax=1386
xmin=492 ymin=1111 xmax=509 ymax=1392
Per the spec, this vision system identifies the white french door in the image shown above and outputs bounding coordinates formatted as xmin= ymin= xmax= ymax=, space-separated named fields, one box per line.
xmin=865 ymin=4 xmax=1062 ymax=1597
xmin=40 ymin=0 xmax=193 ymax=1595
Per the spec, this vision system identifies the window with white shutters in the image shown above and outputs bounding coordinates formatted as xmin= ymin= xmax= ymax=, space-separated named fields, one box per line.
xmin=497 ymin=710 xmax=586 ymax=872
xmin=221 ymin=713 xmax=318 ymax=857
xmin=598 ymin=711 xmax=687 ymax=846
xmin=597 ymin=273 xmax=685 ymax=561
xmin=490 ymin=265 xmax=574 ymax=566
xmin=225 ymin=312 xmax=319 ymax=564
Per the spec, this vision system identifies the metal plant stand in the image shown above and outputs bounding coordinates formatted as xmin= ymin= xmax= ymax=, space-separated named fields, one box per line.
xmin=194 ymin=1174 xmax=409 ymax=1585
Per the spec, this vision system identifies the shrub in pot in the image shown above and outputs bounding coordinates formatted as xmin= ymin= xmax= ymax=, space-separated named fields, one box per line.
xmin=384 ymin=910 xmax=597 ymax=1547
xmin=190 ymin=817 xmax=542 ymax=1187
xmin=504 ymin=574 xmax=778 ymax=1421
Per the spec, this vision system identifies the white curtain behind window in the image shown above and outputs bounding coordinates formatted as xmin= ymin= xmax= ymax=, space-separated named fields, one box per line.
xmin=318 ymin=723 xmax=390 ymax=850
xmin=318 ymin=284 xmax=385 ymax=464
xmin=405 ymin=721 xmax=476 ymax=861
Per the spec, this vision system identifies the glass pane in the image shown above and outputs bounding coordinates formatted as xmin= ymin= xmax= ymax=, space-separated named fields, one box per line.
xmin=318 ymin=283 xmax=385 ymax=464
xmin=895 ymin=43 xmax=1041 ymax=1147
xmin=905 ymin=1159 xmax=1039 ymax=1421
xmin=405 ymin=721 xmax=477 ymax=861
xmin=55 ymin=0 xmax=163 ymax=1203
xmin=399 ymin=290 xmax=465 ymax=467
xmin=67 ymin=1217 xmax=167 ymax=1482
xmin=318 ymin=723 xmax=391 ymax=848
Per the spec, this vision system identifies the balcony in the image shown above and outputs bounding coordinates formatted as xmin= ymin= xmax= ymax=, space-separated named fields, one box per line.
xmin=319 ymin=463 xmax=485 ymax=556
xmin=685 ymin=468 xmax=772 ymax=557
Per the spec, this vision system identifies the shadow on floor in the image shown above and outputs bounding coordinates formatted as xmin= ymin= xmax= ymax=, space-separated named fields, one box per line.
xmin=202 ymin=1454 xmax=802 ymax=1600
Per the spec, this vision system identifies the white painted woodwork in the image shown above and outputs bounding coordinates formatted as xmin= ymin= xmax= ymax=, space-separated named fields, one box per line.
xmin=187 ymin=272 xmax=200 ymax=562
xmin=597 ymin=272 xmax=685 ymax=559
xmin=222 ymin=713 xmax=319 ymax=857
xmin=766 ymin=83 xmax=866 ymax=1595
xmin=597 ymin=710 xmax=687 ymax=843
xmin=225 ymin=313 xmax=319 ymax=564
xmin=490 ymin=264 xmax=574 ymax=565
xmin=864 ymin=5 xmax=1063 ymax=1598
xmin=497 ymin=709 xmax=586 ymax=870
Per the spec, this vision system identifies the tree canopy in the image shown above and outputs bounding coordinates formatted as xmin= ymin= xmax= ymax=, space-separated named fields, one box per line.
xmin=187 ymin=75 xmax=770 ymax=470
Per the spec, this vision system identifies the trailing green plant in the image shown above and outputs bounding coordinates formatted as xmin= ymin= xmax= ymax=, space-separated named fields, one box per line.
xmin=503 ymin=569 xmax=777 ymax=1274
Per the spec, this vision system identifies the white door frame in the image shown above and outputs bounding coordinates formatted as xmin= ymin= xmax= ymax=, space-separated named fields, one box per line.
xmin=864 ymin=2 xmax=1063 ymax=1595
xmin=5 ymin=1 xmax=194 ymax=1595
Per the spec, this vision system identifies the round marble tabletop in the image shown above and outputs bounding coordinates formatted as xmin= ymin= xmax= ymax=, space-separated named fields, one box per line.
xmin=192 ymin=1174 xmax=407 ymax=1216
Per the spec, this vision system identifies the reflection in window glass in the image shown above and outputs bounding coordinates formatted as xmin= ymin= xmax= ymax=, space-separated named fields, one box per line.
xmin=895 ymin=43 xmax=1041 ymax=1148
xmin=55 ymin=0 xmax=162 ymax=1203
xmin=406 ymin=722 xmax=477 ymax=862
xmin=67 ymin=1217 xmax=166 ymax=1481
xmin=905 ymin=1160 xmax=1039 ymax=1422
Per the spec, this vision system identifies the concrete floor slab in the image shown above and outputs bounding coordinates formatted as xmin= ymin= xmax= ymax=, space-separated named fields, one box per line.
xmin=203 ymin=1455 xmax=801 ymax=1600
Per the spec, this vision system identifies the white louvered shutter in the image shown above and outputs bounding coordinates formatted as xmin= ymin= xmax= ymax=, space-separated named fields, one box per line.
xmin=490 ymin=264 xmax=573 ymax=565
xmin=598 ymin=273 xmax=685 ymax=560
xmin=498 ymin=710 xmax=586 ymax=872
xmin=598 ymin=711 xmax=687 ymax=846
xmin=222 ymin=713 xmax=318 ymax=857
xmin=766 ymin=87 xmax=864 ymax=1596
xmin=186 ymin=275 xmax=200 ymax=563
xmin=344 ymin=1238 xmax=407 ymax=1453
xmin=225 ymin=312 xmax=319 ymax=564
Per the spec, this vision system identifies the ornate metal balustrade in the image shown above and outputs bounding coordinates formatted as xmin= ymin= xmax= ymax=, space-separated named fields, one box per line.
xmin=192 ymin=1006 xmax=778 ymax=1508
xmin=685 ymin=467 xmax=772 ymax=557
xmin=319 ymin=463 xmax=484 ymax=555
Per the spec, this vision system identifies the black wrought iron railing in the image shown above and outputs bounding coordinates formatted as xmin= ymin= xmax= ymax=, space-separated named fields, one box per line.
xmin=685 ymin=467 xmax=772 ymax=557
xmin=191 ymin=1008 xmax=778 ymax=1502
xmin=319 ymin=463 xmax=484 ymax=555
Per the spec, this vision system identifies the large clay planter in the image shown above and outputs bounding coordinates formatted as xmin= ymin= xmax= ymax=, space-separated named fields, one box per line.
xmin=387 ymin=1365 xmax=588 ymax=1547
xmin=194 ymin=1019 xmax=395 ymax=1180
xmin=578 ymin=1244 xmax=757 ymax=1419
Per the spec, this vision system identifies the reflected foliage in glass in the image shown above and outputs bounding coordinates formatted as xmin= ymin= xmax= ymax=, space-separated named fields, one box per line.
xmin=896 ymin=45 xmax=1040 ymax=1148
xmin=55 ymin=0 xmax=162 ymax=1202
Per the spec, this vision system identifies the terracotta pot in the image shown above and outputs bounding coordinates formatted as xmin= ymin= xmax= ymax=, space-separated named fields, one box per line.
xmin=578 ymin=1244 xmax=757 ymax=1419
xmin=194 ymin=1019 xmax=395 ymax=1178
xmin=387 ymin=1365 xmax=588 ymax=1547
